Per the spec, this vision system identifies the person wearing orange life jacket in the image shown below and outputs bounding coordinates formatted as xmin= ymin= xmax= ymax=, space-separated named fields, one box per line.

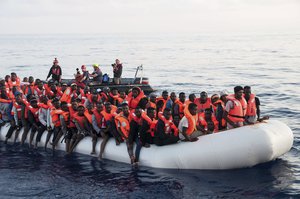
xmin=185 ymin=93 xmax=196 ymax=107
xmin=46 ymin=58 xmax=62 ymax=83
xmin=26 ymin=98 xmax=41 ymax=148
xmin=172 ymin=92 xmax=186 ymax=127
xmin=244 ymin=86 xmax=261 ymax=124
xmin=108 ymin=88 xmax=123 ymax=106
xmin=60 ymin=83 xmax=78 ymax=103
xmin=19 ymin=94 xmax=33 ymax=146
xmin=34 ymin=81 xmax=45 ymax=98
xmin=7 ymin=72 xmax=21 ymax=91
xmin=156 ymin=90 xmax=169 ymax=111
xmin=223 ymin=86 xmax=247 ymax=129
xmin=33 ymin=95 xmax=50 ymax=148
xmin=91 ymin=102 xmax=106 ymax=155
xmin=154 ymin=108 xmax=179 ymax=146
xmin=210 ymin=94 xmax=220 ymax=113
xmin=126 ymin=87 xmax=145 ymax=110
xmin=198 ymin=108 xmax=219 ymax=134
xmin=214 ymin=90 xmax=228 ymax=130
xmin=140 ymin=107 xmax=156 ymax=147
xmin=194 ymin=91 xmax=212 ymax=113
xmin=147 ymin=94 xmax=157 ymax=110
xmin=4 ymin=93 xmax=23 ymax=144
xmin=69 ymin=105 xmax=93 ymax=153
xmin=0 ymin=85 xmax=13 ymax=123
xmin=84 ymin=91 xmax=100 ymax=108
xmin=24 ymin=76 xmax=35 ymax=96
xmin=178 ymin=103 xmax=201 ymax=142
xmin=119 ymin=91 xmax=127 ymax=104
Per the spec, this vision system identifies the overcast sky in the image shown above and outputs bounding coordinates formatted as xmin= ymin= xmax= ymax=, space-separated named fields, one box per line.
xmin=0 ymin=0 xmax=299 ymax=34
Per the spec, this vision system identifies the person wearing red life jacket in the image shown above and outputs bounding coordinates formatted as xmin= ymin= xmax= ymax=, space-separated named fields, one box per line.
xmin=244 ymin=86 xmax=261 ymax=124
xmin=198 ymin=108 xmax=219 ymax=134
xmin=223 ymin=86 xmax=247 ymax=129
xmin=178 ymin=103 xmax=200 ymax=142
xmin=108 ymin=88 xmax=123 ymax=107
xmin=91 ymin=102 xmax=106 ymax=155
xmin=154 ymin=108 xmax=179 ymax=146
xmin=156 ymin=90 xmax=169 ymax=111
xmin=46 ymin=58 xmax=62 ymax=83
xmin=69 ymin=105 xmax=93 ymax=153
xmin=147 ymin=94 xmax=157 ymax=110
xmin=7 ymin=72 xmax=21 ymax=92
xmin=19 ymin=94 xmax=33 ymax=146
xmin=185 ymin=93 xmax=196 ymax=107
xmin=24 ymin=76 xmax=35 ymax=96
xmin=4 ymin=93 xmax=23 ymax=144
xmin=0 ymin=85 xmax=13 ymax=123
xmin=140 ymin=107 xmax=156 ymax=147
xmin=126 ymin=87 xmax=145 ymax=110
xmin=34 ymin=81 xmax=45 ymax=98
xmin=214 ymin=91 xmax=228 ymax=130
xmin=60 ymin=83 xmax=78 ymax=103
xmin=84 ymin=91 xmax=100 ymax=108
xmin=194 ymin=91 xmax=212 ymax=113
xmin=172 ymin=92 xmax=186 ymax=127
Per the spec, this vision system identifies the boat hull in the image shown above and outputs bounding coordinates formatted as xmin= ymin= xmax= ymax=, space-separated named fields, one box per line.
xmin=0 ymin=120 xmax=293 ymax=170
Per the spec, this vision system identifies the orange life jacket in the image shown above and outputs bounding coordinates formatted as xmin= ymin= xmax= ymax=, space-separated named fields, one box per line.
xmin=126 ymin=88 xmax=145 ymax=109
xmin=68 ymin=106 xmax=77 ymax=128
xmin=115 ymin=113 xmax=130 ymax=139
xmin=12 ymin=101 xmax=22 ymax=119
xmin=7 ymin=77 xmax=21 ymax=90
xmin=28 ymin=105 xmax=39 ymax=122
xmin=157 ymin=112 xmax=178 ymax=136
xmin=34 ymin=86 xmax=45 ymax=97
xmin=84 ymin=110 xmax=93 ymax=124
xmin=245 ymin=94 xmax=257 ymax=117
xmin=194 ymin=98 xmax=212 ymax=113
xmin=198 ymin=112 xmax=219 ymax=132
xmin=183 ymin=107 xmax=198 ymax=136
xmin=24 ymin=84 xmax=35 ymax=95
xmin=227 ymin=96 xmax=247 ymax=123
xmin=50 ymin=108 xmax=63 ymax=127
xmin=93 ymin=109 xmax=106 ymax=129
xmin=175 ymin=100 xmax=186 ymax=119
xmin=141 ymin=112 xmax=157 ymax=137
xmin=73 ymin=113 xmax=86 ymax=129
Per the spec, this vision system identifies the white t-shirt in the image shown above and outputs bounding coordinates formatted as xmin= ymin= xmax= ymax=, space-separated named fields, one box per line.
xmin=178 ymin=116 xmax=189 ymax=140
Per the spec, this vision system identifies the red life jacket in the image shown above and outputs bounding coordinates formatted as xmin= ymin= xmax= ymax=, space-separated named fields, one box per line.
xmin=245 ymin=94 xmax=257 ymax=117
xmin=8 ymin=77 xmax=21 ymax=90
xmin=157 ymin=112 xmax=178 ymax=136
xmin=68 ymin=106 xmax=77 ymax=128
xmin=227 ymin=96 xmax=247 ymax=123
xmin=141 ymin=112 xmax=157 ymax=137
xmin=93 ymin=109 xmax=106 ymax=129
xmin=126 ymin=88 xmax=145 ymax=110
xmin=115 ymin=113 xmax=130 ymax=139
xmin=84 ymin=110 xmax=93 ymax=124
xmin=198 ymin=112 xmax=219 ymax=132
xmin=12 ymin=101 xmax=22 ymax=120
xmin=194 ymin=98 xmax=212 ymax=113
xmin=73 ymin=113 xmax=86 ymax=129
xmin=183 ymin=107 xmax=198 ymax=136
xmin=50 ymin=108 xmax=63 ymax=127
xmin=28 ymin=105 xmax=39 ymax=122
xmin=52 ymin=66 xmax=61 ymax=76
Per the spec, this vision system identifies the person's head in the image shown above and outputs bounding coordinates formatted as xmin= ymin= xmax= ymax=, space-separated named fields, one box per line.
xmin=188 ymin=103 xmax=198 ymax=116
xmin=50 ymin=84 xmax=57 ymax=92
xmin=48 ymin=79 xmax=55 ymax=87
xmin=135 ymin=106 xmax=142 ymax=118
xmin=71 ymin=98 xmax=78 ymax=110
xmin=111 ymin=88 xmax=119 ymax=95
xmin=162 ymin=90 xmax=168 ymax=100
xmin=120 ymin=91 xmax=126 ymax=99
xmin=234 ymin=86 xmax=244 ymax=99
xmin=81 ymin=65 xmax=86 ymax=72
xmin=104 ymin=102 xmax=112 ymax=113
xmin=244 ymin=86 xmax=252 ymax=99
xmin=156 ymin=100 xmax=164 ymax=110
xmin=137 ymin=97 xmax=148 ymax=110
xmin=220 ymin=90 xmax=228 ymax=102
xmin=147 ymin=107 xmax=156 ymax=119
xmin=170 ymin=92 xmax=177 ymax=102
xmin=37 ymin=81 xmax=44 ymax=89
xmin=5 ymin=75 xmax=10 ymax=82
xmin=52 ymin=98 xmax=60 ymax=109
xmin=103 ymin=87 xmax=110 ymax=93
xmin=200 ymin=91 xmax=208 ymax=102
xmin=28 ymin=76 xmax=34 ymax=84
xmin=115 ymin=59 xmax=120 ymax=64
xmin=11 ymin=72 xmax=17 ymax=81
xmin=15 ymin=93 xmax=23 ymax=103
xmin=60 ymin=101 xmax=69 ymax=112
xmin=149 ymin=94 xmax=157 ymax=103
xmin=23 ymin=77 xmax=28 ymax=82
xmin=40 ymin=95 xmax=48 ymax=104
xmin=77 ymin=105 xmax=85 ymax=116
xmin=86 ymin=104 xmax=94 ymax=113
xmin=163 ymin=108 xmax=172 ymax=120
xmin=53 ymin=58 xmax=59 ymax=66
xmin=96 ymin=102 xmax=104 ymax=112
xmin=189 ymin=93 xmax=196 ymax=102
xmin=71 ymin=83 xmax=77 ymax=91
xmin=93 ymin=64 xmax=99 ymax=70
xmin=30 ymin=99 xmax=38 ymax=108
xmin=121 ymin=103 xmax=129 ymax=115
xmin=211 ymin=94 xmax=219 ymax=104
xmin=61 ymin=83 xmax=68 ymax=92
xmin=84 ymin=86 xmax=90 ymax=94
xmin=179 ymin=92 xmax=186 ymax=103
xmin=132 ymin=87 xmax=141 ymax=98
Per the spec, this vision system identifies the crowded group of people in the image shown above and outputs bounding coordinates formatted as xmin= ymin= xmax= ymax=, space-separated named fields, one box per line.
xmin=0 ymin=58 xmax=263 ymax=165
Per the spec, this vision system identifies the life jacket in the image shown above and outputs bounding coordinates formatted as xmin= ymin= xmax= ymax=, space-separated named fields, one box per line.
xmin=93 ymin=109 xmax=106 ymax=129
xmin=72 ymin=112 xmax=86 ymax=129
xmin=213 ymin=99 xmax=226 ymax=127
xmin=183 ymin=107 xmax=198 ymax=136
xmin=156 ymin=96 xmax=169 ymax=108
xmin=28 ymin=105 xmax=39 ymax=122
xmin=109 ymin=92 xmax=123 ymax=105
xmin=60 ymin=87 xmax=78 ymax=103
xmin=101 ymin=110 xmax=115 ymax=122
xmin=130 ymin=111 xmax=143 ymax=125
xmin=245 ymin=94 xmax=257 ymax=117
xmin=157 ymin=112 xmax=178 ymax=136
xmin=227 ymin=96 xmax=247 ymax=123
xmin=12 ymin=101 xmax=22 ymax=120
xmin=100 ymin=92 xmax=109 ymax=102
xmin=51 ymin=66 xmax=61 ymax=76
xmin=198 ymin=112 xmax=219 ymax=132
xmin=149 ymin=101 xmax=156 ymax=109
xmin=24 ymin=84 xmax=35 ymax=96
xmin=68 ymin=106 xmax=77 ymax=128
xmin=84 ymin=110 xmax=93 ymax=124
xmin=60 ymin=111 xmax=70 ymax=126
xmin=50 ymin=108 xmax=63 ymax=127
xmin=87 ymin=94 xmax=101 ymax=107
xmin=34 ymin=86 xmax=45 ymax=97
xmin=126 ymin=88 xmax=145 ymax=109
xmin=114 ymin=113 xmax=130 ymax=139
xmin=174 ymin=100 xmax=186 ymax=119
xmin=194 ymin=98 xmax=212 ymax=113
xmin=44 ymin=84 xmax=54 ymax=97
xmin=141 ymin=112 xmax=157 ymax=137
xmin=7 ymin=77 xmax=21 ymax=90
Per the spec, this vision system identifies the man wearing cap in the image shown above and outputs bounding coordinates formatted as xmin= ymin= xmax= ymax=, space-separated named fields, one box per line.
xmin=89 ymin=64 xmax=103 ymax=83
xmin=223 ymin=86 xmax=247 ymax=129
xmin=46 ymin=58 xmax=62 ymax=83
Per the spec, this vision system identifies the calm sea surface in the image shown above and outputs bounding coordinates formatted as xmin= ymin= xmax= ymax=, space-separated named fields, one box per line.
xmin=0 ymin=33 xmax=300 ymax=198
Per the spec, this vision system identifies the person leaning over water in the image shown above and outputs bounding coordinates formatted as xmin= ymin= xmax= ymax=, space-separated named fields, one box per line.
xmin=46 ymin=58 xmax=62 ymax=83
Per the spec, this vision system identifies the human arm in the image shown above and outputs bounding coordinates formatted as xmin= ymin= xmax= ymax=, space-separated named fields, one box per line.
xmin=255 ymin=97 xmax=261 ymax=120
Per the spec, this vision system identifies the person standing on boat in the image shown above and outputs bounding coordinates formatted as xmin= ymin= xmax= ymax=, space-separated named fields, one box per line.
xmin=223 ymin=86 xmax=247 ymax=129
xmin=46 ymin=58 xmax=62 ymax=83
xmin=112 ymin=59 xmax=122 ymax=84
xmin=244 ymin=86 xmax=260 ymax=124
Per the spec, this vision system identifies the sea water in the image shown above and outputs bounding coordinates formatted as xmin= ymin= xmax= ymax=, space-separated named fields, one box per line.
xmin=0 ymin=33 xmax=300 ymax=198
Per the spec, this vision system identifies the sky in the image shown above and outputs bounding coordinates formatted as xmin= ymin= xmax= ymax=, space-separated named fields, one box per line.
xmin=0 ymin=0 xmax=299 ymax=34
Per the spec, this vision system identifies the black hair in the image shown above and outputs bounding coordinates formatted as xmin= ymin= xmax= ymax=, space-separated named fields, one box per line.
xmin=147 ymin=107 xmax=155 ymax=114
xmin=162 ymin=90 xmax=168 ymax=94
xmin=188 ymin=103 xmax=197 ymax=110
xmin=244 ymin=86 xmax=251 ymax=90
xmin=164 ymin=107 xmax=171 ymax=112
xmin=234 ymin=86 xmax=243 ymax=93
xmin=179 ymin=92 xmax=185 ymax=96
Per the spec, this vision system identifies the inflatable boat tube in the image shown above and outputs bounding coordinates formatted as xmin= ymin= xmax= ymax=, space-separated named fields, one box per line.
xmin=0 ymin=120 xmax=293 ymax=170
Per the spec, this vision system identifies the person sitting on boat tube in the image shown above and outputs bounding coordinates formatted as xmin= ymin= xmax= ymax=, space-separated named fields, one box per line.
xmin=243 ymin=86 xmax=260 ymax=124
xmin=112 ymin=59 xmax=122 ymax=84
xmin=198 ymin=108 xmax=219 ymax=134
xmin=46 ymin=58 xmax=62 ymax=83
xmin=178 ymin=103 xmax=201 ymax=142
xmin=154 ymin=108 xmax=179 ymax=146
xmin=126 ymin=87 xmax=145 ymax=110
xmin=89 ymin=64 xmax=103 ymax=83
xmin=223 ymin=86 xmax=247 ymax=129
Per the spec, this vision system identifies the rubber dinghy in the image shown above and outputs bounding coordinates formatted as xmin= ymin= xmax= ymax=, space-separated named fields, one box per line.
xmin=0 ymin=120 xmax=293 ymax=170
